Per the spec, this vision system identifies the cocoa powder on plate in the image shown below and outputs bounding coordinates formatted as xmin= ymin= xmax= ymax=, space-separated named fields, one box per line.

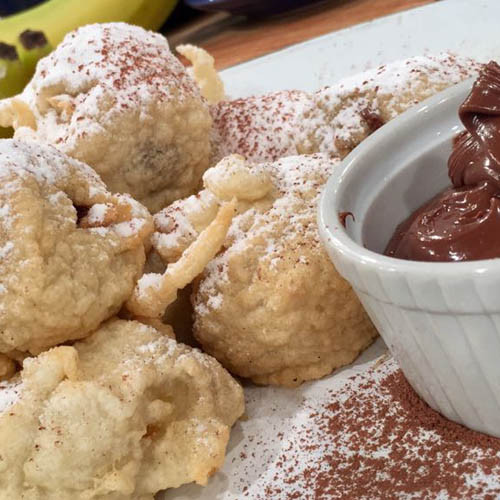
xmin=246 ymin=358 xmax=500 ymax=499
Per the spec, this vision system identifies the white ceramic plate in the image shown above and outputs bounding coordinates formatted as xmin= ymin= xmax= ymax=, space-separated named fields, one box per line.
xmin=221 ymin=0 xmax=500 ymax=97
xmin=161 ymin=1 xmax=500 ymax=498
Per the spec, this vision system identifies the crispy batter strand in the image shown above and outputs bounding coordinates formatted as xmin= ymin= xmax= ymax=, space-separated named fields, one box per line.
xmin=127 ymin=200 xmax=236 ymax=318
xmin=0 ymin=97 xmax=36 ymax=129
xmin=151 ymin=155 xmax=274 ymax=266
xmin=176 ymin=44 xmax=225 ymax=105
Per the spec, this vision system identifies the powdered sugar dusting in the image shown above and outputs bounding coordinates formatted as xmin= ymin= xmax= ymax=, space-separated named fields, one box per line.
xmin=135 ymin=273 xmax=163 ymax=299
xmin=113 ymin=218 xmax=147 ymax=238
xmin=86 ymin=203 xmax=111 ymax=225
xmin=135 ymin=336 xmax=177 ymax=361
xmin=211 ymin=54 xmax=480 ymax=165
xmin=206 ymin=294 xmax=223 ymax=310
xmin=0 ymin=378 xmax=22 ymax=414
xmin=0 ymin=203 xmax=12 ymax=230
xmin=128 ymin=321 xmax=214 ymax=371
xmin=0 ymin=241 xmax=13 ymax=259
xmin=153 ymin=201 xmax=197 ymax=256
xmin=306 ymin=53 xmax=481 ymax=157
xmin=194 ymin=153 xmax=338 ymax=316
xmin=171 ymin=351 xmax=500 ymax=499
xmin=152 ymin=190 xmax=217 ymax=261
xmin=211 ymin=90 xmax=313 ymax=163
xmin=0 ymin=139 xmax=103 ymax=190
xmin=18 ymin=23 xmax=202 ymax=154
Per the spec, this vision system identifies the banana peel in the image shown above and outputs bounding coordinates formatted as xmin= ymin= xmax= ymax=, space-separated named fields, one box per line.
xmin=0 ymin=0 xmax=177 ymax=47
xmin=18 ymin=29 xmax=53 ymax=78
xmin=0 ymin=31 xmax=52 ymax=111
xmin=0 ymin=43 xmax=25 ymax=97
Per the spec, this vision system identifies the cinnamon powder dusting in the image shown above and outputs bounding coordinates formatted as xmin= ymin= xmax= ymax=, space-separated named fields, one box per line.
xmin=240 ymin=358 xmax=500 ymax=499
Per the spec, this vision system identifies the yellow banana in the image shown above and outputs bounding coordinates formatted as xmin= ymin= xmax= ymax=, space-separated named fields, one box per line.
xmin=0 ymin=0 xmax=147 ymax=47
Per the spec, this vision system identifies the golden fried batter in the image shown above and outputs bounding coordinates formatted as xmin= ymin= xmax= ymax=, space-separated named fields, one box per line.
xmin=210 ymin=54 xmax=481 ymax=164
xmin=0 ymin=139 xmax=152 ymax=354
xmin=0 ymin=23 xmax=212 ymax=213
xmin=0 ymin=318 xmax=244 ymax=499
xmin=177 ymin=44 xmax=225 ymax=105
xmin=299 ymin=54 xmax=482 ymax=158
xmin=127 ymin=199 xmax=237 ymax=318
xmin=150 ymin=154 xmax=376 ymax=386
xmin=129 ymin=155 xmax=276 ymax=323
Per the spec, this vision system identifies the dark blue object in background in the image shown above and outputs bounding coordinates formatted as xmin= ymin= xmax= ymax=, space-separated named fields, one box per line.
xmin=185 ymin=0 xmax=327 ymax=17
xmin=0 ymin=0 xmax=45 ymax=17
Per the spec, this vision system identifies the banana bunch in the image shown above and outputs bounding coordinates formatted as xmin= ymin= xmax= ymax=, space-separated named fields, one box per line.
xmin=0 ymin=0 xmax=177 ymax=100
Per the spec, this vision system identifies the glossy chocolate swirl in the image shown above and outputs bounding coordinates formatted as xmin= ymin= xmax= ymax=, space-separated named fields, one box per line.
xmin=385 ymin=61 xmax=500 ymax=262
xmin=449 ymin=61 xmax=500 ymax=188
xmin=385 ymin=182 xmax=500 ymax=262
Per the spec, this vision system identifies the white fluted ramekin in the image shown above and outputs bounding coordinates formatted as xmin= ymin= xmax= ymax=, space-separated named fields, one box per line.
xmin=318 ymin=78 xmax=500 ymax=437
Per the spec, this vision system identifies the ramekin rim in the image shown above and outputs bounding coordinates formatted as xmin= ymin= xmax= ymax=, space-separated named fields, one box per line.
xmin=317 ymin=77 xmax=500 ymax=278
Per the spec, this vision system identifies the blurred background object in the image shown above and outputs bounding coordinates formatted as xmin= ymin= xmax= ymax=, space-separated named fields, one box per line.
xmin=184 ymin=0 xmax=327 ymax=16
xmin=0 ymin=0 xmax=437 ymax=102
xmin=166 ymin=0 xmax=434 ymax=70
xmin=0 ymin=0 xmax=178 ymax=47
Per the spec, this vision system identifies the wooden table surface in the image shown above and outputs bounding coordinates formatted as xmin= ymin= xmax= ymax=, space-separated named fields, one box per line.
xmin=167 ymin=0 xmax=436 ymax=69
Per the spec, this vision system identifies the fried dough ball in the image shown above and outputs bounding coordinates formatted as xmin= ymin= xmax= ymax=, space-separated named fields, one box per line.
xmin=0 ymin=319 xmax=244 ymax=499
xmin=0 ymin=139 xmax=152 ymax=354
xmin=210 ymin=89 xmax=313 ymax=164
xmin=127 ymin=155 xmax=275 ymax=321
xmin=210 ymin=54 xmax=480 ymax=164
xmin=149 ymin=154 xmax=376 ymax=387
xmin=0 ymin=23 xmax=212 ymax=213
xmin=301 ymin=53 xmax=482 ymax=157
xmin=128 ymin=155 xmax=275 ymax=346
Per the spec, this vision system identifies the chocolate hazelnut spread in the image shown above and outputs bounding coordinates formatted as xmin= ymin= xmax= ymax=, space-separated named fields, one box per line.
xmin=386 ymin=61 xmax=500 ymax=262
xmin=449 ymin=61 xmax=500 ymax=189
xmin=338 ymin=211 xmax=354 ymax=228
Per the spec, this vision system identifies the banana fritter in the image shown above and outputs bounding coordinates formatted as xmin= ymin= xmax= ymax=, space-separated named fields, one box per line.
xmin=150 ymin=154 xmax=377 ymax=387
xmin=0 ymin=319 xmax=244 ymax=499
xmin=0 ymin=139 xmax=152 ymax=354
xmin=1 ymin=23 xmax=212 ymax=213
